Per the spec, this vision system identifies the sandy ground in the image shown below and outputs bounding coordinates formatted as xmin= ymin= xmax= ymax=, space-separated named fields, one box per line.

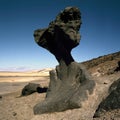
xmin=0 ymin=76 xmax=49 ymax=95
xmin=0 ymin=69 xmax=51 ymax=95
xmin=0 ymin=91 xmax=46 ymax=120
xmin=0 ymin=70 xmax=50 ymax=120
xmin=0 ymin=70 xmax=120 ymax=120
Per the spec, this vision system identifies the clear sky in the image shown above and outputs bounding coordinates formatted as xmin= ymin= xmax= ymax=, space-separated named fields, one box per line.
xmin=0 ymin=0 xmax=120 ymax=71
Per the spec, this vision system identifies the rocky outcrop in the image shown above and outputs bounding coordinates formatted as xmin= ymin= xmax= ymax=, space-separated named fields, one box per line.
xmin=83 ymin=51 xmax=120 ymax=69
xmin=82 ymin=51 xmax=120 ymax=76
xmin=33 ymin=7 xmax=96 ymax=114
xmin=34 ymin=62 xmax=95 ymax=114
xmin=115 ymin=61 xmax=120 ymax=72
xmin=94 ymin=78 xmax=120 ymax=118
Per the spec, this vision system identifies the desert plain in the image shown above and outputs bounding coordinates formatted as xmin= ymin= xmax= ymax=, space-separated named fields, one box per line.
xmin=0 ymin=68 xmax=52 ymax=95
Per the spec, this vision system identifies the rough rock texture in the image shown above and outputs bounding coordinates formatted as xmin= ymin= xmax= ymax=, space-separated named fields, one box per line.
xmin=83 ymin=51 xmax=120 ymax=70
xmin=115 ymin=61 xmax=120 ymax=72
xmin=94 ymin=78 xmax=120 ymax=118
xmin=83 ymin=51 xmax=120 ymax=76
xmin=34 ymin=62 xmax=95 ymax=114
xmin=21 ymin=83 xmax=47 ymax=96
xmin=31 ymin=72 xmax=120 ymax=120
xmin=34 ymin=7 xmax=82 ymax=65
xmin=33 ymin=7 xmax=96 ymax=114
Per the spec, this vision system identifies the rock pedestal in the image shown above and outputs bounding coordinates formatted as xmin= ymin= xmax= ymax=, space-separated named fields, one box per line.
xmin=34 ymin=62 xmax=95 ymax=114
xmin=33 ymin=7 xmax=95 ymax=114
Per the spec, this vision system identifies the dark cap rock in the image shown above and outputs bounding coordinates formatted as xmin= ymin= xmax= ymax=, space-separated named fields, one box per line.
xmin=34 ymin=7 xmax=82 ymax=65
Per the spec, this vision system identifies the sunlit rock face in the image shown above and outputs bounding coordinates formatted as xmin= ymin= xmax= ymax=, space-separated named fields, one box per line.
xmin=34 ymin=7 xmax=82 ymax=65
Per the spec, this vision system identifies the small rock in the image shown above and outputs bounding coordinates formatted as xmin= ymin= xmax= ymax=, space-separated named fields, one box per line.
xmin=115 ymin=61 xmax=120 ymax=72
xmin=94 ymin=78 xmax=120 ymax=117
xmin=0 ymin=95 xmax=2 ymax=100
xmin=21 ymin=83 xmax=48 ymax=96
xmin=13 ymin=112 xmax=17 ymax=116
xmin=104 ymin=82 xmax=108 ymax=84
xmin=21 ymin=83 xmax=41 ymax=96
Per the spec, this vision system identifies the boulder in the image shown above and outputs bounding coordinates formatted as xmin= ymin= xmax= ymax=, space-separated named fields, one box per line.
xmin=21 ymin=83 xmax=47 ymax=96
xmin=94 ymin=78 xmax=120 ymax=117
xmin=115 ymin=61 xmax=120 ymax=72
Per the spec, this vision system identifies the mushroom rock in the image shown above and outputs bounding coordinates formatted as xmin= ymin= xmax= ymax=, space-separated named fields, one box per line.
xmin=33 ymin=7 xmax=95 ymax=114
xmin=34 ymin=7 xmax=81 ymax=65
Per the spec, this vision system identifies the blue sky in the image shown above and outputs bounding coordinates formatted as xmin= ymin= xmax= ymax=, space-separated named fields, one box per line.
xmin=0 ymin=0 xmax=120 ymax=71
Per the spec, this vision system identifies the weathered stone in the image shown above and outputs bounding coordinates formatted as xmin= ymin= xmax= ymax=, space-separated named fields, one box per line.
xmin=34 ymin=62 xmax=95 ymax=114
xmin=33 ymin=7 xmax=95 ymax=114
xmin=21 ymin=83 xmax=47 ymax=96
xmin=37 ymin=87 xmax=48 ymax=93
xmin=34 ymin=7 xmax=82 ymax=65
xmin=115 ymin=61 xmax=120 ymax=72
xmin=83 ymin=51 xmax=120 ymax=69
xmin=0 ymin=95 xmax=2 ymax=100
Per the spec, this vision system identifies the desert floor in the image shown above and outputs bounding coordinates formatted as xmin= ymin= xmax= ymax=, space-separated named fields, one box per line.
xmin=0 ymin=76 xmax=49 ymax=95
xmin=0 ymin=69 xmax=120 ymax=120
xmin=0 ymin=70 xmax=50 ymax=120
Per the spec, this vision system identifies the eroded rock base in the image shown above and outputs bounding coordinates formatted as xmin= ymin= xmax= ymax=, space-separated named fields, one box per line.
xmin=34 ymin=62 xmax=95 ymax=114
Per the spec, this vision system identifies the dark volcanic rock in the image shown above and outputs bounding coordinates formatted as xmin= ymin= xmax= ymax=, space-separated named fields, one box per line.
xmin=34 ymin=7 xmax=82 ymax=65
xmin=115 ymin=61 xmax=120 ymax=72
xmin=37 ymin=87 xmax=48 ymax=93
xmin=21 ymin=83 xmax=47 ymax=96
xmin=21 ymin=83 xmax=40 ymax=96
xmin=94 ymin=78 xmax=120 ymax=118
xmin=0 ymin=95 xmax=2 ymax=100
